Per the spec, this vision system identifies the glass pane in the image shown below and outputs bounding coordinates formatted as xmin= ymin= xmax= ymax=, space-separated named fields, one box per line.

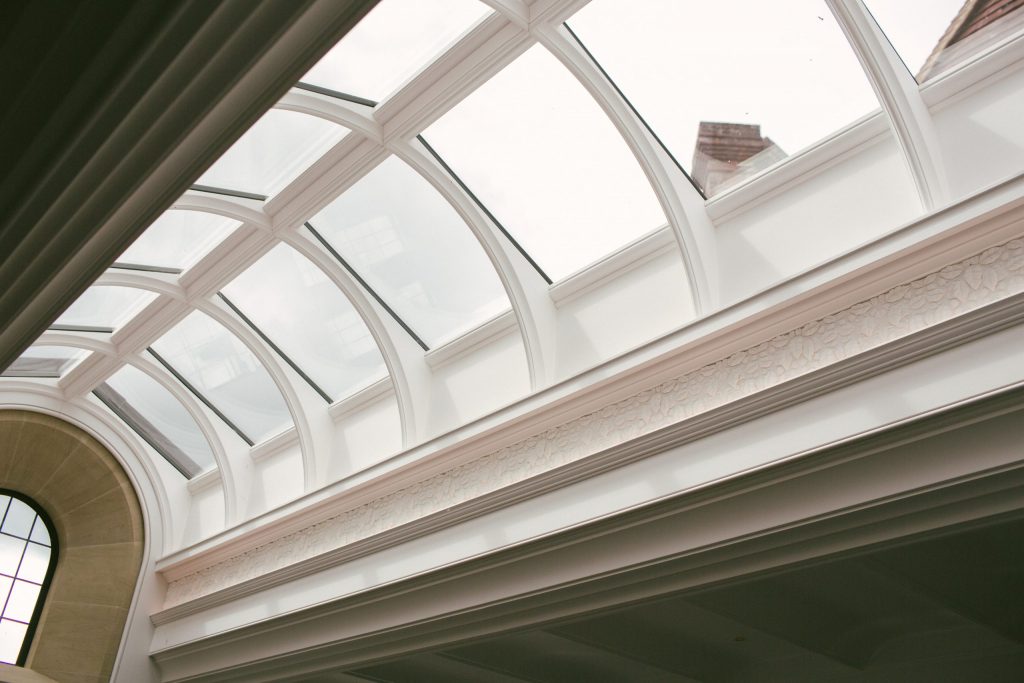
xmin=310 ymin=156 xmax=509 ymax=345
xmin=0 ymin=536 xmax=22 ymax=577
xmin=4 ymin=582 xmax=39 ymax=623
xmin=152 ymin=311 xmax=292 ymax=442
xmin=2 ymin=346 xmax=86 ymax=378
xmin=0 ymin=620 xmax=27 ymax=664
xmin=105 ymin=364 xmax=216 ymax=475
xmin=28 ymin=522 xmax=49 ymax=548
xmin=197 ymin=109 xmax=349 ymax=197
xmin=222 ymin=244 xmax=388 ymax=400
xmin=0 ymin=577 xmax=10 ymax=606
xmin=0 ymin=500 xmax=34 ymax=539
xmin=54 ymin=286 xmax=156 ymax=330
xmin=568 ymin=0 xmax=880 ymax=197
xmin=17 ymin=543 xmax=49 ymax=584
xmin=864 ymin=0 xmax=1023 ymax=81
xmin=118 ymin=210 xmax=240 ymax=270
xmin=424 ymin=44 xmax=666 ymax=281
xmin=301 ymin=0 xmax=491 ymax=102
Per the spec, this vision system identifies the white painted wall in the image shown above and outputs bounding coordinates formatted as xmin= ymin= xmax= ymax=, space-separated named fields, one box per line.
xmin=715 ymin=133 xmax=922 ymax=304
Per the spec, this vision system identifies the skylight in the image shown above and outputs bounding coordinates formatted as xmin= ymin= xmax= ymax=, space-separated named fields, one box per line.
xmin=568 ymin=0 xmax=880 ymax=197
xmin=424 ymin=44 xmax=667 ymax=281
xmin=98 ymin=364 xmax=215 ymax=477
xmin=116 ymin=210 xmax=240 ymax=272
xmin=1 ymin=346 xmax=86 ymax=378
xmin=300 ymin=0 xmax=491 ymax=102
xmin=53 ymin=286 xmax=156 ymax=332
xmin=151 ymin=311 xmax=293 ymax=444
xmin=309 ymin=156 xmax=510 ymax=346
xmin=221 ymin=243 xmax=388 ymax=401
xmin=196 ymin=109 xmax=349 ymax=198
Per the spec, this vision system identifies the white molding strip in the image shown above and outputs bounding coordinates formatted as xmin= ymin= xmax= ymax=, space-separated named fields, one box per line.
xmin=156 ymin=229 xmax=1024 ymax=612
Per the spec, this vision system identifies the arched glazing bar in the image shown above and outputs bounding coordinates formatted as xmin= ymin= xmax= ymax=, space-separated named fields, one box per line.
xmin=565 ymin=0 xmax=880 ymax=197
xmin=87 ymin=266 xmax=309 ymax=497
xmin=307 ymin=155 xmax=512 ymax=347
xmin=170 ymin=189 xmax=421 ymax=448
xmin=149 ymin=310 xmax=292 ymax=446
xmin=274 ymin=91 xmax=556 ymax=388
xmin=0 ymin=491 xmax=57 ymax=666
xmin=391 ymin=137 xmax=558 ymax=388
xmin=155 ymin=196 xmax=416 ymax=466
xmin=7 ymin=335 xmax=233 ymax=510
xmin=221 ymin=242 xmax=390 ymax=401
xmin=281 ymin=226 xmax=426 ymax=446
xmin=530 ymin=21 xmax=714 ymax=313
xmin=827 ymin=0 xmax=950 ymax=209
xmin=124 ymin=352 xmax=239 ymax=522
xmin=421 ymin=42 xmax=668 ymax=282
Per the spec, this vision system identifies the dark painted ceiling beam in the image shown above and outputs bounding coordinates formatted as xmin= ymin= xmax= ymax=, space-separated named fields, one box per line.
xmin=0 ymin=0 xmax=379 ymax=371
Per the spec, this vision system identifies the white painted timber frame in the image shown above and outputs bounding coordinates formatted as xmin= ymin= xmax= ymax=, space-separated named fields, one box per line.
xmin=153 ymin=170 xmax=1024 ymax=611
xmin=3 ymin=2 xmax=1024 ymax=679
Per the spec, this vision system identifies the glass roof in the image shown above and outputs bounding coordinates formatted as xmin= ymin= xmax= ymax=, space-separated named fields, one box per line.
xmin=116 ymin=210 xmax=240 ymax=271
xmin=568 ymin=0 xmax=879 ymax=197
xmin=53 ymin=286 xmax=156 ymax=331
xmin=151 ymin=311 xmax=292 ymax=443
xmin=863 ymin=0 xmax=1022 ymax=81
xmin=424 ymin=44 xmax=667 ymax=281
xmin=300 ymin=0 xmax=491 ymax=102
xmin=100 ymin=364 xmax=215 ymax=477
xmin=309 ymin=156 xmax=509 ymax=345
xmin=1 ymin=346 xmax=86 ymax=378
xmin=221 ymin=243 xmax=388 ymax=400
xmin=197 ymin=109 xmax=349 ymax=198
xmin=13 ymin=0 xmax=1003 ymax=482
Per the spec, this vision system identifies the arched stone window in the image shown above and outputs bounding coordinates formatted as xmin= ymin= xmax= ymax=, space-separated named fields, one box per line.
xmin=0 ymin=493 xmax=56 ymax=666
xmin=0 ymin=410 xmax=144 ymax=682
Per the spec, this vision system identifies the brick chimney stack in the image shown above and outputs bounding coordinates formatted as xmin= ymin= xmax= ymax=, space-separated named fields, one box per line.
xmin=690 ymin=122 xmax=786 ymax=196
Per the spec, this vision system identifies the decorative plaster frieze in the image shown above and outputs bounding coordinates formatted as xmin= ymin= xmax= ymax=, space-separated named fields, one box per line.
xmin=163 ymin=238 xmax=1024 ymax=608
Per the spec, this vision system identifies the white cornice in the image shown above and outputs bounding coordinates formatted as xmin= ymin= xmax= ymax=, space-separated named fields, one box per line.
xmin=151 ymin=385 xmax=1024 ymax=680
xmin=151 ymin=174 xmax=1024 ymax=581
xmin=154 ymin=188 xmax=1024 ymax=610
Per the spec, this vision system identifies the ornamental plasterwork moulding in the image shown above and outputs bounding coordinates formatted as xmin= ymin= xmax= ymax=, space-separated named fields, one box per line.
xmin=164 ymin=237 xmax=1024 ymax=608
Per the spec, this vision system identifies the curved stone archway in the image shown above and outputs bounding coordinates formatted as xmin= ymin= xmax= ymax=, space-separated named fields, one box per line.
xmin=0 ymin=410 xmax=143 ymax=683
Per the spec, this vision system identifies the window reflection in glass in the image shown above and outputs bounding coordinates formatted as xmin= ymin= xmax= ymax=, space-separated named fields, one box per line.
xmin=310 ymin=156 xmax=509 ymax=345
xmin=223 ymin=244 xmax=388 ymax=399
xmin=152 ymin=311 xmax=292 ymax=442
